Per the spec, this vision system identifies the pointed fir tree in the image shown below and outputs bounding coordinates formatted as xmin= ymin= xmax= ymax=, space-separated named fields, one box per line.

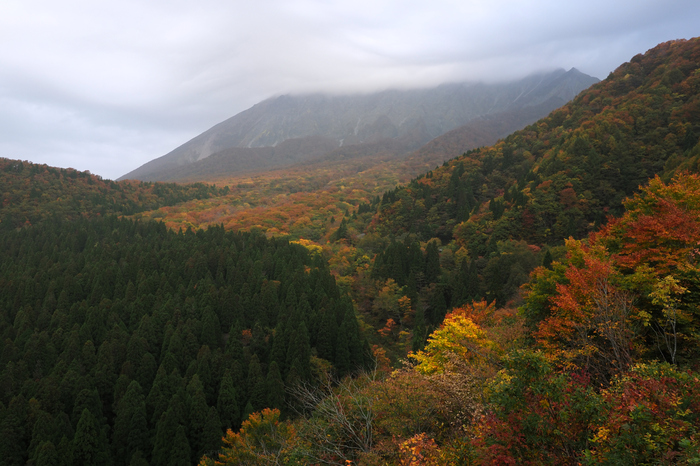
xmin=241 ymin=401 xmax=255 ymax=424
xmin=135 ymin=352 xmax=157 ymax=393
xmin=316 ymin=309 xmax=335 ymax=361
xmin=216 ymin=369 xmax=240 ymax=430
xmin=201 ymin=407 xmax=223 ymax=459
xmin=0 ymin=395 xmax=29 ymax=466
xmin=113 ymin=380 xmax=147 ymax=466
xmin=269 ymin=321 xmax=288 ymax=376
xmin=542 ymin=249 xmax=554 ymax=269
xmin=424 ymin=241 xmax=441 ymax=284
xmin=35 ymin=441 xmax=59 ymax=466
xmin=186 ymin=374 xmax=210 ymax=461
xmin=411 ymin=306 xmax=428 ymax=352
xmin=127 ymin=451 xmax=149 ymax=466
xmin=200 ymin=307 xmax=222 ymax=350
xmin=169 ymin=425 xmax=191 ymax=466
xmin=72 ymin=408 xmax=109 ymax=466
xmin=151 ymin=406 xmax=179 ymax=466
xmin=225 ymin=321 xmax=244 ymax=361
xmin=126 ymin=405 xmax=149 ymax=465
xmin=334 ymin=328 xmax=351 ymax=377
xmin=285 ymin=321 xmax=311 ymax=380
xmin=331 ymin=218 xmax=349 ymax=242
xmin=71 ymin=388 xmax=103 ymax=427
xmin=342 ymin=308 xmax=363 ymax=370
xmin=266 ymin=361 xmax=285 ymax=411
xmin=246 ymin=354 xmax=266 ymax=410
xmin=146 ymin=366 xmax=170 ymax=426
xmin=28 ymin=410 xmax=55 ymax=465
xmin=56 ymin=435 xmax=74 ymax=466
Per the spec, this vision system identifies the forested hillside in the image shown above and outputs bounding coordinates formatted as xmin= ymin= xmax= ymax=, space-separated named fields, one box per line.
xmin=350 ymin=37 xmax=700 ymax=330
xmin=195 ymin=38 xmax=700 ymax=465
xmin=0 ymin=218 xmax=371 ymax=465
xmin=0 ymin=158 xmax=226 ymax=230
xmin=200 ymin=171 xmax=700 ymax=464
xmin=1 ymin=38 xmax=700 ymax=466
xmin=372 ymin=38 xmax=700 ymax=243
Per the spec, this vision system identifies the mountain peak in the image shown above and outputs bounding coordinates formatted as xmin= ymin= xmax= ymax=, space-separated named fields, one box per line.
xmin=119 ymin=69 xmax=598 ymax=182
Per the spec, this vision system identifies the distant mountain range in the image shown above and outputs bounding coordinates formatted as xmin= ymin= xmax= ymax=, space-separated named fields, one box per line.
xmin=119 ymin=68 xmax=598 ymax=182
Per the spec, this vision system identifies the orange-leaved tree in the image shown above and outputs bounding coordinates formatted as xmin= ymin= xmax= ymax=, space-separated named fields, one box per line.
xmin=526 ymin=172 xmax=700 ymax=374
xmin=594 ymin=172 xmax=700 ymax=364
xmin=534 ymin=239 xmax=637 ymax=378
xmin=597 ymin=172 xmax=700 ymax=275
xmin=199 ymin=408 xmax=297 ymax=466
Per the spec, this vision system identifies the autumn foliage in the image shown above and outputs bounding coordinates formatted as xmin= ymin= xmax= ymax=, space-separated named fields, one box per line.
xmin=200 ymin=408 xmax=296 ymax=465
xmin=4 ymin=37 xmax=700 ymax=466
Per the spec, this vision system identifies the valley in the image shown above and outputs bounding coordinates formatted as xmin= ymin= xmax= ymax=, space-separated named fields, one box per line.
xmin=1 ymin=38 xmax=700 ymax=465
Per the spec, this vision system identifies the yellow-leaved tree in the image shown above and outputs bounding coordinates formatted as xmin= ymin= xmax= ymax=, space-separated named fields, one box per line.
xmin=411 ymin=309 xmax=496 ymax=375
xmin=409 ymin=305 xmax=500 ymax=434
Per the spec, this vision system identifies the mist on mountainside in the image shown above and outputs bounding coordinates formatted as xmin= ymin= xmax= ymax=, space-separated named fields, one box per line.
xmin=119 ymin=68 xmax=598 ymax=182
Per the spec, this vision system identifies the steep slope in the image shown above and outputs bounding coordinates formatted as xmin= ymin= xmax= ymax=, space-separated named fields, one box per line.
xmin=120 ymin=68 xmax=598 ymax=181
xmin=353 ymin=38 xmax=700 ymax=315
xmin=369 ymin=38 xmax=700 ymax=248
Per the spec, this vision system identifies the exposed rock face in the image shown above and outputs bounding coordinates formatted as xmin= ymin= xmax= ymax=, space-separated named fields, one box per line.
xmin=120 ymin=68 xmax=598 ymax=181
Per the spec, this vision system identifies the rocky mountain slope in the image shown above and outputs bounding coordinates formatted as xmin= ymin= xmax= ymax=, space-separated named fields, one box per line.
xmin=120 ymin=68 xmax=598 ymax=181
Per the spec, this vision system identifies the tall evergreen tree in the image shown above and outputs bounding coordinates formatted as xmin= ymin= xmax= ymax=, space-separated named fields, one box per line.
xmin=186 ymin=374 xmax=209 ymax=461
xmin=334 ymin=329 xmax=351 ymax=376
xmin=266 ymin=361 xmax=285 ymax=411
xmin=316 ymin=309 xmax=335 ymax=362
xmin=169 ymin=425 xmax=191 ymax=466
xmin=113 ymin=380 xmax=147 ymax=466
xmin=0 ymin=395 xmax=29 ymax=466
xmin=425 ymin=241 xmax=441 ymax=284
xmin=200 ymin=307 xmax=221 ymax=350
xmin=216 ymin=369 xmax=239 ymax=430
xmin=35 ymin=441 xmax=59 ymax=466
xmin=246 ymin=354 xmax=266 ymax=410
xmin=72 ymin=408 xmax=109 ymax=466
xmin=201 ymin=407 xmax=223 ymax=459
xmin=285 ymin=321 xmax=311 ymax=380
xmin=151 ymin=406 xmax=179 ymax=466
xmin=269 ymin=321 xmax=288 ymax=376
xmin=146 ymin=366 xmax=170 ymax=426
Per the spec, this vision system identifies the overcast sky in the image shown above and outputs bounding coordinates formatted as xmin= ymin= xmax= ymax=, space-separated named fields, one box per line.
xmin=1 ymin=0 xmax=698 ymax=180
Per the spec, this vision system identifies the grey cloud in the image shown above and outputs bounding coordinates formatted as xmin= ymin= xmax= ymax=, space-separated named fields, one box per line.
xmin=1 ymin=0 xmax=699 ymax=179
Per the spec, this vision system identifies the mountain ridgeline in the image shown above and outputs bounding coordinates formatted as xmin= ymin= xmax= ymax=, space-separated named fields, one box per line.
xmin=120 ymin=68 xmax=598 ymax=182
xmin=2 ymin=37 xmax=700 ymax=466
xmin=357 ymin=37 xmax=700 ymax=318
xmin=370 ymin=38 xmax=700 ymax=245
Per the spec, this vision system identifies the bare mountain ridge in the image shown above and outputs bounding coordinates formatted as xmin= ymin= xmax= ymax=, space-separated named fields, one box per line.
xmin=120 ymin=68 xmax=598 ymax=181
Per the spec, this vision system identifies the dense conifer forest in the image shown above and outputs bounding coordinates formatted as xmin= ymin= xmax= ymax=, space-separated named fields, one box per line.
xmin=0 ymin=217 xmax=370 ymax=465
xmin=1 ymin=38 xmax=700 ymax=465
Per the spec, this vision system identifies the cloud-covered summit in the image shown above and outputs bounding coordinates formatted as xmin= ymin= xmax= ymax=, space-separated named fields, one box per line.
xmin=1 ymin=0 xmax=698 ymax=179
